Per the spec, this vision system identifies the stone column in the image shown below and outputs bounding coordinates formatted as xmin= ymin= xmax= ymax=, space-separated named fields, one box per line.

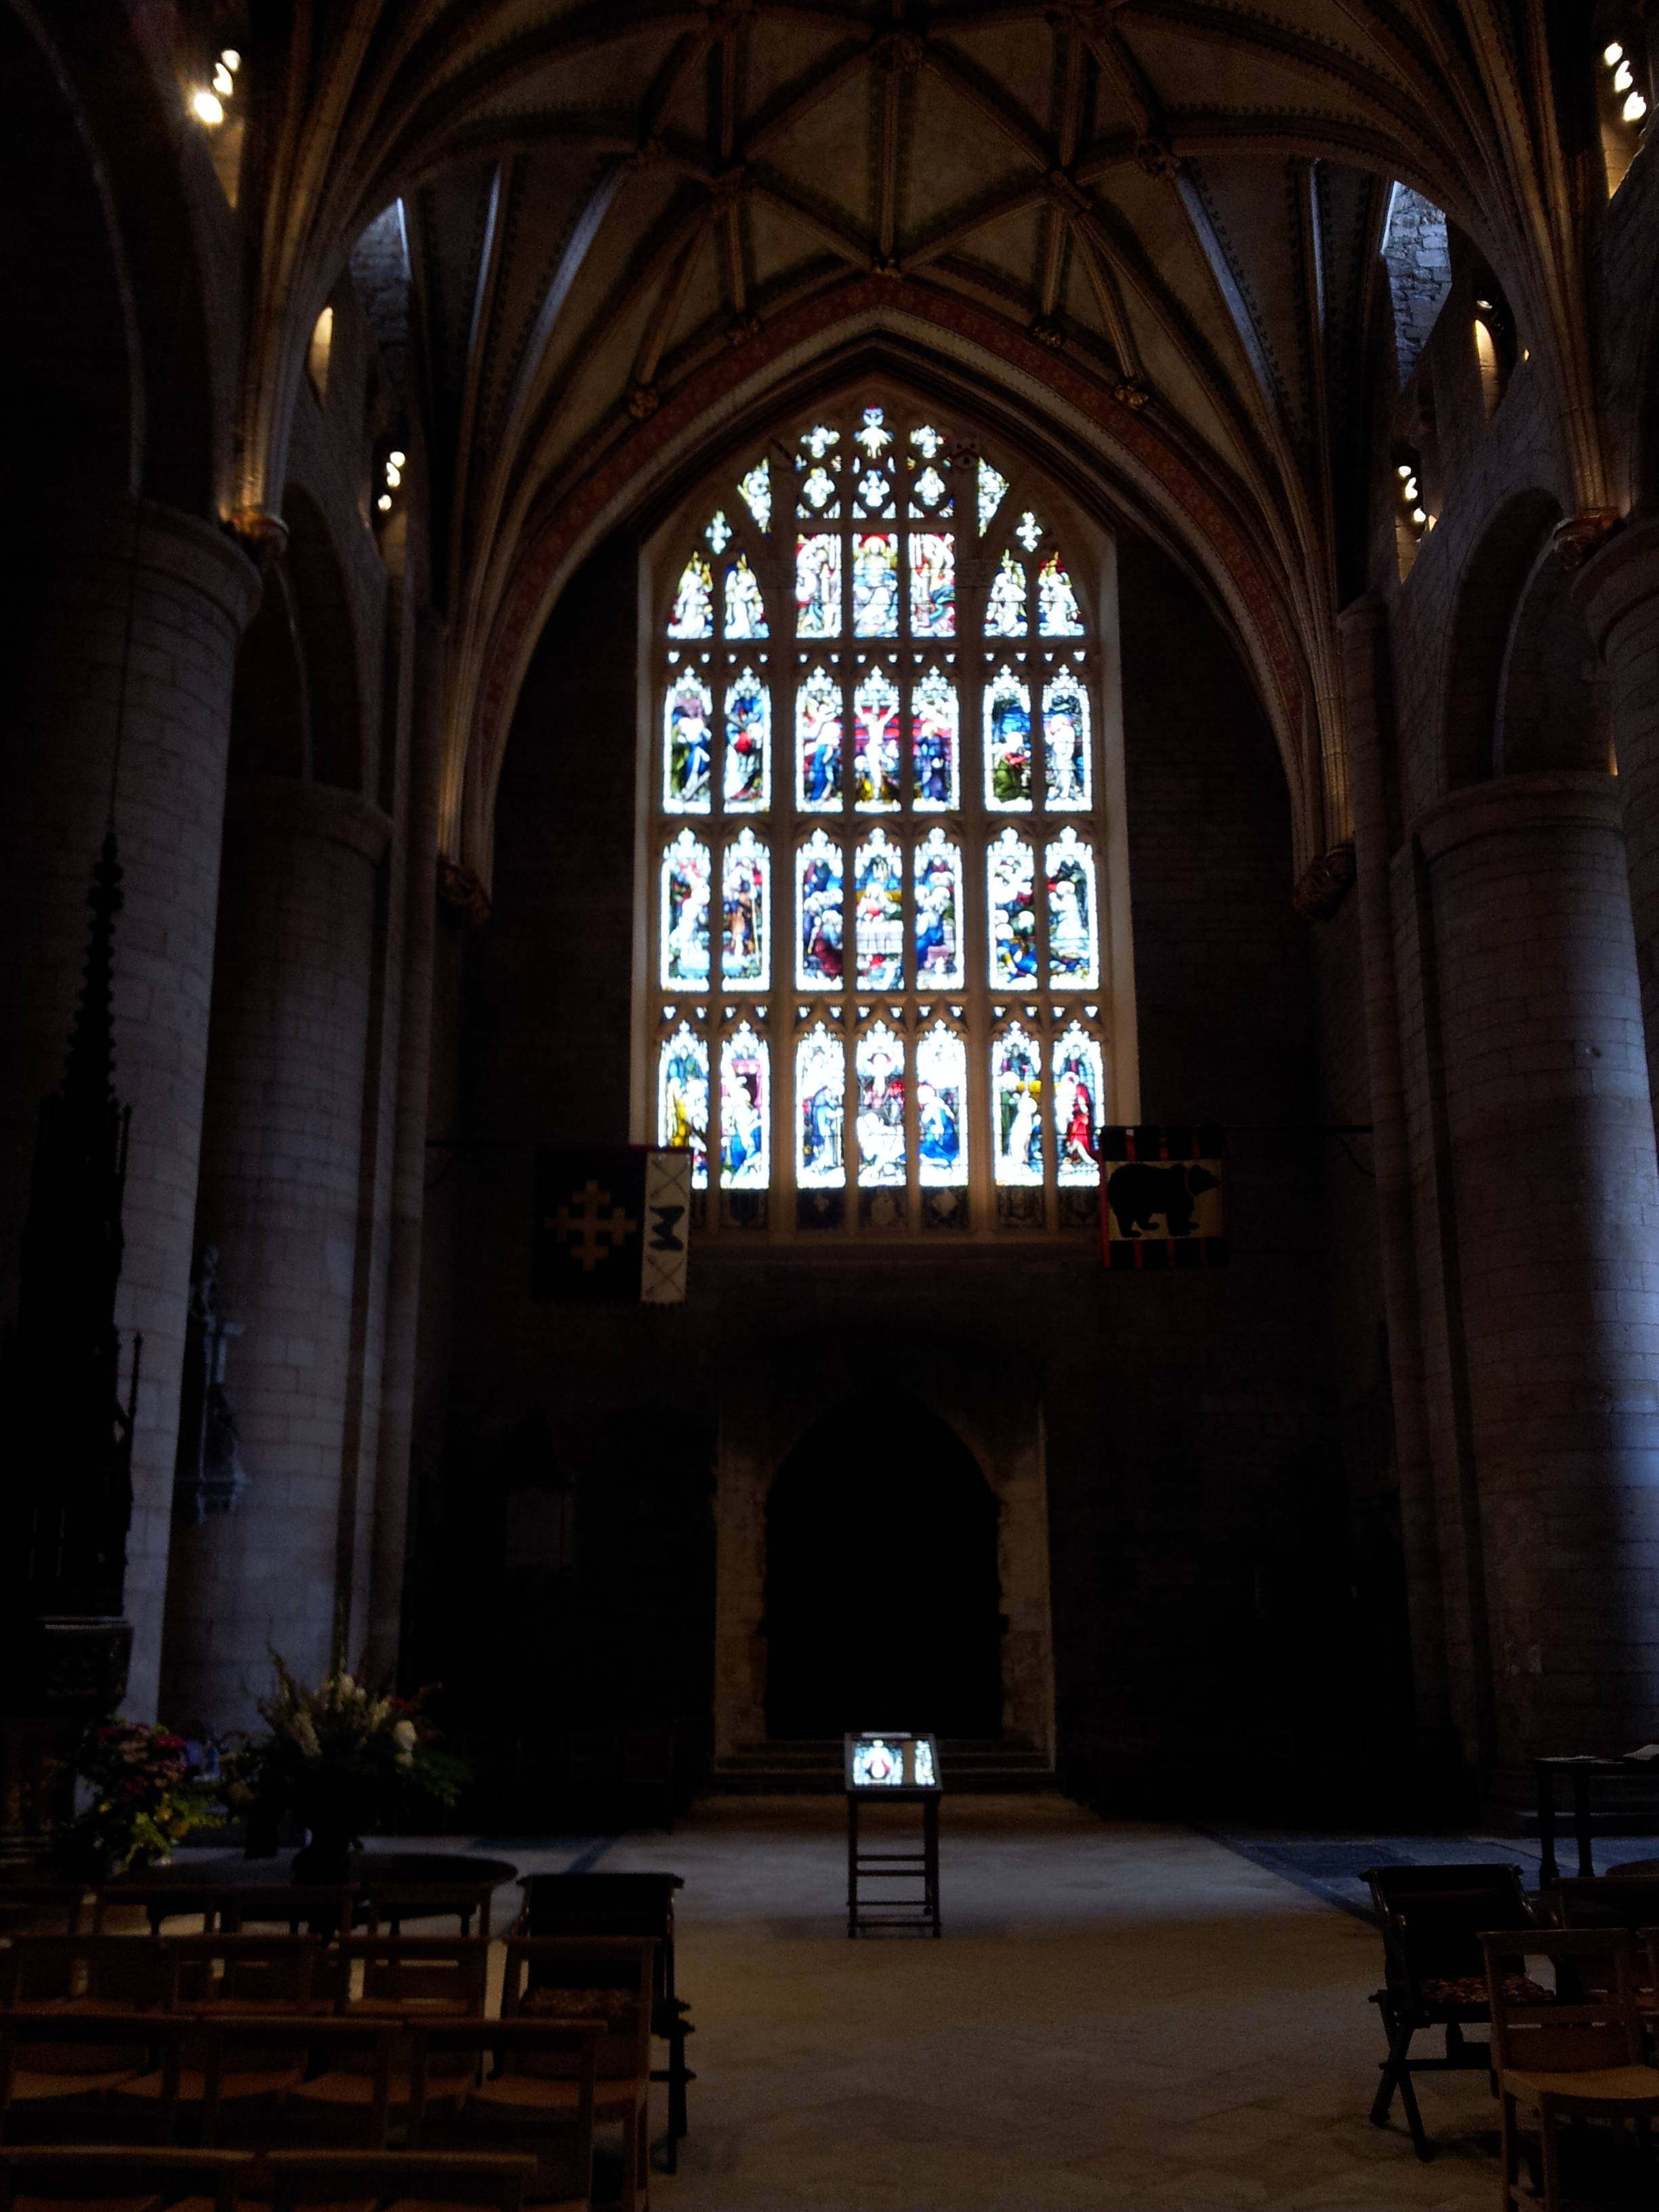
xmin=1577 ymin=518 xmax=1659 ymax=1115
xmin=161 ymin=777 xmax=390 ymax=1738
xmin=0 ymin=499 xmax=260 ymax=1721
xmin=1414 ymin=771 xmax=1659 ymax=1762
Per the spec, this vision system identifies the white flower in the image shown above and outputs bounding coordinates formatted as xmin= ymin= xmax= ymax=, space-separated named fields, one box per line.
xmin=393 ymin=1720 xmax=417 ymax=1750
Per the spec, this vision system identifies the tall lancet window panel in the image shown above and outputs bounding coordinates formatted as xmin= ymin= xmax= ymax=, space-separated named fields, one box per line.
xmin=646 ymin=400 xmax=1125 ymax=1237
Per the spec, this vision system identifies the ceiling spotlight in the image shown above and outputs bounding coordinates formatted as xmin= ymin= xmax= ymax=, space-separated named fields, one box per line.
xmin=1626 ymin=90 xmax=1648 ymax=121
xmin=388 ymin=449 xmax=407 ymax=469
xmin=385 ymin=465 xmax=401 ymax=487
xmin=1397 ymin=462 xmax=1411 ymax=478
xmin=377 ymin=494 xmax=392 ymax=512
xmin=191 ymin=88 xmax=224 ymax=125
xmin=212 ymin=63 xmax=233 ymax=95
xmin=1616 ymin=60 xmax=1635 ymax=91
xmin=1412 ymin=507 xmax=1427 ymax=525
xmin=1606 ymin=42 xmax=1624 ymax=64
xmin=221 ymin=47 xmax=241 ymax=70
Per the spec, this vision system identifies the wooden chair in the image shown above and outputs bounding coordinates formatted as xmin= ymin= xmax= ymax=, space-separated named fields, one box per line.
xmin=1482 ymin=1927 xmax=1659 ymax=2211
xmin=330 ymin=1944 xmax=488 ymax=2023
xmin=0 ymin=2017 xmax=184 ymax=2143
xmin=161 ymin=1938 xmax=323 ymax=2016
xmin=1362 ymin=1862 xmax=1536 ymax=2158
xmin=267 ymin=2150 xmax=535 ymax=2212
xmin=409 ymin=2022 xmax=597 ymax=2212
xmin=0 ymin=1941 xmax=179 ymax=2018
xmin=496 ymin=1942 xmax=653 ymax=2212
xmin=199 ymin=2020 xmax=401 ymax=2150
xmin=355 ymin=1894 xmax=497 ymax=1945
xmin=91 ymin=1893 xmax=217 ymax=1940
xmin=0 ymin=1893 xmax=91 ymax=1941
xmin=514 ymin=1876 xmax=691 ymax=2170
xmin=0 ymin=2146 xmax=249 ymax=2212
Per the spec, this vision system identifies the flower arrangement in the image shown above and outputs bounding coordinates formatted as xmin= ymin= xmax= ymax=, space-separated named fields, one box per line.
xmin=58 ymin=1723 xmax=226 ymax=1879
xmin=224 ymin=1650 xmax=468 ymax=1880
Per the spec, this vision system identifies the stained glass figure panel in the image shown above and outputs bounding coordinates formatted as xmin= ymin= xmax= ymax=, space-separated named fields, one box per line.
xmin=796 ymin=534 xmax=842 ymax=637
xmin=657 ymin=1023 xmax=709 ymax=1189
xmin=668 ymin=553 xmax=714 ymax=639
xmin=722 ymin=827 xmax=770 ymax=988
xmin=993 ymin=1023 xmax=1044 ymax=1185
xmin=855 ymin=467 xmax=894 ymax=517
xmin=985 ymin=551 xmax=1027 ymax=636
xmin=1042 ymin=670 xmax=1091 ymax=809
xmin=796 ymin=665 xmax=842 ymax=808
xmin=914 ymin=826 xmax=964 ymax=988
xmin=917 ymin=1021 xmax=967 ymax=1187
xmin=720 ymin=1023 xmax=769 ymax=1188
xmin=707 ymin=511 xmax=733 ymax=552
xmin=1037 ymin=550 xmax=1085 ymax=636
xmin=909 ymin=464 xmax=951 ymax=518
xmin=661 ymin=829 xmax=712 ymax=987
xmin=724 ymin=555 xmax=768 ymax=639
xmin=850 ymin=1736 xmax=904 ymax=1787
xmin=796 ymin=1023 xmax=846 ymax=1188
xmin=978 ymin=458 xmax=1009 ymax=535
xmin=985 ymin=668 xmax=1033 ymax=811
xmin=911 ymin=666 xmax=959 ymax=809
xmin=1046 ymin=827 xmax=1098 ymax=987
xmin=853 ymin=667 xmax=901 ymax=810
xmin=1053 ymin=1023 xmax=1104 ymax=1186
xmin=987 ymin=826 xmax=1038 ymax=986
xmin=663 ymin=672 xmax=714 ymax=813
xmin=909 ymin=533 xmax=956 ymax=636
xmin=856 ymin=406 xmax=892 ymax=456
xmin=798 ymin=465 xmax=839 ymax=520
xmin=724 ymin=669 xmax=770 ymax=811
xmin=852 ymin=533 xmax=899 ymax=636
xmin=854 ymin=828 xmax=904 ymax=988
xmin=855 ymin=1023 xmax=906 ymax=1187
xmin=912 ymin=1738 xmax=938 ymax=1786
xmin=796 ymin=829 xmax=844 ymax=988
xmin=738 ymin=460 xmax=771 ymax=533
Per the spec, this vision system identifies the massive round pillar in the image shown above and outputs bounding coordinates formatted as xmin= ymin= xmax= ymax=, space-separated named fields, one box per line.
xmin=1578 ymin=519 xmax=1659 ymax=1116
xmin=161 ymin=777 xmax=390 ymax=1737
xmin=1417 ymin=771 xmax=1659 ymax=1761
xmin=0 ymin=499 xmax=259 ymax=1720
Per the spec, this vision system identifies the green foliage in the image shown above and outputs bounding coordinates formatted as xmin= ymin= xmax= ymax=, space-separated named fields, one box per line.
xmin=59 ymin=1723 xmax=226 ymax=1877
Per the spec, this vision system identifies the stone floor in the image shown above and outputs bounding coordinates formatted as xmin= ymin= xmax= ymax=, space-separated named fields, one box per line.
xmin=472 ymin=1795 xmax=1515 ymax=2210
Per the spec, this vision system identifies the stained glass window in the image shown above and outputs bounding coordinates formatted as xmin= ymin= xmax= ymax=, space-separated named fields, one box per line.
xmin=1052 ymin=1023 xmax=1103 ymax=1186
xmin=796 ymin=535 xmax=841 ymax=636
xmin=852 ymin=534 xmax=899 ymax=636
xmin=658 ymin=1023 xmax=709 ymax=1189
xmin=855 ymin=829 xmax=903 ymax=987
xmin=993 ymin=1024 xmax=1044 ymax=1185
xmin=668 ymin=553 xmax=714 ymax=638
xmin=914 ymin=827 xmax=964 ymax=988
xmin=1043 ymin=670 xmax=1090 ymax=808
xmin=661 ymin=830 xmax=712 ymax=986
xmin=653 ymin=403 xmax=1111 ymax=1240
xmin=1046 ymin=827 xmax=1097 ymax=987
xmin=909 ymin=534 xmax=955 ymax=636
xmin=724 ymin=669 xmax=769 ymax=811
xmin=796 ymin=666 xmax=842 ymax=808
xmin=663 ymin=671 xmax=714 ymax=812
xmin=720 ymin=1023 xmax=770 ymax=1187
xmin=722 ymin=828 xmax=769 ymax=987
xmin=987 ymin=827 xmax=1038 ymax=985
xmin=796 ymin=1023 xmax=845 ymax=1187
xmin=724 ymin=555 xmax=767 ymax=639
xmin=912 ymin=667 xmax=959 ymax=808
xmin=917 ymin=1022 xmax=967 ymax=1186
xmin=985 ymin=668 xmax=1033 ymax=810
xmin=796 ymin=830 xmax=844 ymax=987
xmin=853 ymin=668 xmax=901 ymax=809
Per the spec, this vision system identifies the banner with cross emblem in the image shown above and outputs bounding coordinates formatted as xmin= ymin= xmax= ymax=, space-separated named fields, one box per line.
xmin=532 ymin=1146 xmax=691 ymax=1305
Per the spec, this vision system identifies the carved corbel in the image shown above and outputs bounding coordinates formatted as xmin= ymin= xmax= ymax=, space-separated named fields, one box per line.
xmin=437 ymin=857 xmax=493 ymax=928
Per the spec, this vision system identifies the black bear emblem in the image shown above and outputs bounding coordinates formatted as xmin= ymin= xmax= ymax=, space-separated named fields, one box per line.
xmin=1105 ymin=1160 xmax=1221 ymax=1239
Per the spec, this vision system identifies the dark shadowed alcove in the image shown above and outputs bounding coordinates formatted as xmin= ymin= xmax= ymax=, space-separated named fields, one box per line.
xmin=763 ymin=1394 xmax=1003 ymax=1740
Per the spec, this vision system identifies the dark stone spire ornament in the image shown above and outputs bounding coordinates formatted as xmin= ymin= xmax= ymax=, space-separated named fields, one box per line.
xmin=0 ymin=832 xmax=140 ymax=1738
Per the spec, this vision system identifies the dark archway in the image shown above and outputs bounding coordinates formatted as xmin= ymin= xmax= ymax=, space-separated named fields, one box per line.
xmin=763 ymin=1395 xmax=1003 ymax=1740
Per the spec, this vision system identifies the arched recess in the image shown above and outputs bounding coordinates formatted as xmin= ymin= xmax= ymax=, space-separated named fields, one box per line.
xmin=764 ymin=1395 xmax=1002 ymax=1739
xmin=713 ymin=1331 xmax=1054 ymax=1760
xmin=228 ymin=565 xmax=308 ymax=780
xmin=1496 ymin=548 xmax=1613 ymax=777
xmin=283 ymin=486 xmax=363 ymax=792
xmin=1442 ymin=490 xmax=1562 ymax=789
xmin=456 ymin=293 xmax=1318 ymax=888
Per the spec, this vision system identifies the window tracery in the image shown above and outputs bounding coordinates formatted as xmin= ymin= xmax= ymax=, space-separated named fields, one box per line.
xmin=648 ymin=401 xmax=1117 ymax=1235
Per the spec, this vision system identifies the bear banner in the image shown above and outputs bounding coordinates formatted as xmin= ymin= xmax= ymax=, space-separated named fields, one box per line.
xmin=1098 ymin=1126 xmax=1226 ymax=1269
xmin=533 ymin=1145 xmax=692 ymax=1305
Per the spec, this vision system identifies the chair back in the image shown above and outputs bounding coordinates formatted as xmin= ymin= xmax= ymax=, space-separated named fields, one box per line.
xmin=201 ymin=2020 xmax=398 ymax=2148
xmin=216 ymin=1887 xmax=356 ymax=1940
xmin=94 ymin=1885 xmax=218 ymax=1936
xmin=1481 ymin=1929 xmax=1647 ymax=2076
xmin=1364 ymin=1864 xmax=1534 ymax=2006
xmin=501 ymin=1938 xmax=653 ymax=2083
xmin=0 ymin=2146 xmax=250 ymax=2212
xmin=0 ymin=1934 xmax=179 ymax=2013
xmin=0 ymin=2013 xmax=184 ymax=2139
xmin=358 ymin=1886 xmax=495 ymax=1941
xmin=0 ymin=1887 xmax=90 ymax=1938
xmin=336 ymin=1938 xmax=489 ymax=2018
xmin=268 ymin=2150 xmax=536 ymax=2212
xmin=163 ymin=1933 xmax=321 ymax=2011
xmin=514 ymin=1873 xmax=681 ymax=2001
xmin=409 ymin=2020 xmax=598 ymax=2181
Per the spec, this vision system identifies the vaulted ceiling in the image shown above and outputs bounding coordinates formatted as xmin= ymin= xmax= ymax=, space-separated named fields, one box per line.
xmin=229 ymin=2 xmax=1616 ymax=866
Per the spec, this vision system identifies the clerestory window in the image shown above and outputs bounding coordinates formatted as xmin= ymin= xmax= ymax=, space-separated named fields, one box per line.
xmin=644 ymin=399 xmax=1127 ymax=1238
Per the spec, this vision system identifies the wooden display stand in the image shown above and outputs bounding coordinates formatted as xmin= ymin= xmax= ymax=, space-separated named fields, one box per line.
xmin=843 ymin=1733 xmax=942 ymax=1938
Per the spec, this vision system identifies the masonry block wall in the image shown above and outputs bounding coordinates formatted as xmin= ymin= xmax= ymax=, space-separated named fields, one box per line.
xmin=406 ymin=528 xmax=1364 ymax=1816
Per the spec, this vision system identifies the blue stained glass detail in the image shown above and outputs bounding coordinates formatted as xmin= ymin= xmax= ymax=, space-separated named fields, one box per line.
xmin=993 ymin=1023 xmax=1044 ymax=1185
xmin=796 ymin=534 xmax=842 ymax=637
xmin=724 ymin=554 xmax=768 ymax=638
xmin=985 ymin=550 xmax=1027 ymax=636
xmin=724 ymin=670 xmax=770 ymax=811
xmin=796 ymin=665 xmax=842 ymax=808
xmin=909 ymin=533 xmax=955 ymax=636
xmin=1053 ymin=1022 xmax=1104 ymax=1186
xmin=977 ymin=458 xmax=1008 ymax=535
xmin=918 ymin=1022 xmax=966 ymax=1187
xmin=985 ymin=668 xmax=1033 ymax=810
xmin=796 ymin=1023 xmax=846 ymax=1188
xmin=856 ymin=407 xmax=892 ymax=456
xmin=914 ymin=827 xmax=964 ymax=988
xmin=853 ymin=668 xmax=901 ymax=810
xmin=657 ymin=1023 xmax=709 ymax=1189
xmin=722 ymin=827 xmax=770 ymax=989
xmin=852 ymin=533 xmax=899 ymax=636
xmin=851 ymin=1736 xmax=905 ymax=1786
xmin=856 ymin=1023 xmax=906 ymax=1187
xmin=663 ymin=671 xmax=714 ymax=812
xmin=1037 ymin=549 xmax=1085 ymax=635
xmin=796 ymin=829 xmax=844 ymax=988
xmin=912 ymin=666 xmax=958 ymax=808
xmin=1046 ymin=827 xmax=1098 ymax=987
xmin=661 ymin=829 xmax=712 ymax=987
xmin=987 ymin=827 xmax=1037 ymax=985
xmin=1042 ymin=670 xmax=1091 ymax=808
xmin=720 ymin=1023 xmax=769 ymax=1188
xmin=668 ymin=552 xmax=714 ymax=638
xmin=855 ymin=828 xmax=903 ymax=989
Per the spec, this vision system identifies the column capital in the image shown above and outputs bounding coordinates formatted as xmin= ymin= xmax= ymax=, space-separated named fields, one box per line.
xmin=1574 ymin=516 xmax=1659 ymax=655
xmin=1413 ymin=769 xmax=1621 ymax=864
xmin=53 ymin=497 xmax=264 ymax=638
